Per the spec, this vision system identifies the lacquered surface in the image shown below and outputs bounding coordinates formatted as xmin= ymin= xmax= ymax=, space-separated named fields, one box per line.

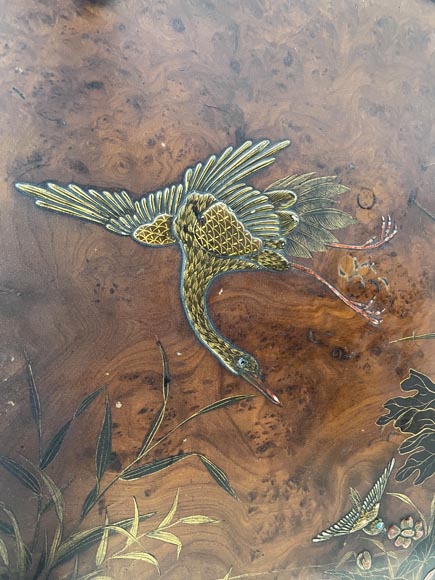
xmin=0 ymin=1 xmax=434 ymax=579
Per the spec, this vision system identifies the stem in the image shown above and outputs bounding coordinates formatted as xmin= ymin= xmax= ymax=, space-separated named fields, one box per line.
xmin=31 ymin=494 xmax=43 ymax=553
xmin=414 ymin=199 xmax=435 ymax=221
xmin=389 ymin=332 xmax=435 ymax=344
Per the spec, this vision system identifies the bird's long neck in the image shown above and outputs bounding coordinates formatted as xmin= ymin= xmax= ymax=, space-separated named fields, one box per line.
xmin=179 ymin=247 xmax=254 ymax=371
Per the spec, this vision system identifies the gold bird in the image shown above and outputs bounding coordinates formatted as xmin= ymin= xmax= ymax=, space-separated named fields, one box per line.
xmin=15 ymin=140 xmax=396 ymax=405
xmin=312 ymin=458 xmax=395 ymax=542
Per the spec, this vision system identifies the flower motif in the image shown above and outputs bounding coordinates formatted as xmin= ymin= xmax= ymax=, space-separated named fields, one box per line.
xmin=388 ymin=516 xmax=424 ymax=548
xmin=356 ymin=550 xmax=372 ymax=570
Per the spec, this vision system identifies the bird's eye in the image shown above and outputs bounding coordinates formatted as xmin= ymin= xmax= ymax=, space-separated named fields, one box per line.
xmin=238 ymin=357 xmax=247 ymax=368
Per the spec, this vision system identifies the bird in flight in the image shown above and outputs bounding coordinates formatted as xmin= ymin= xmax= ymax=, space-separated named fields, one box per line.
xmin=15 ymin=139 xmax=396 ymax=405
xmin=312 ymin=458 xmax=395 ymax=542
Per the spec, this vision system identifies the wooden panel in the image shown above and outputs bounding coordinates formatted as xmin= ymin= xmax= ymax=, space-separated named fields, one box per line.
xmin=0 ymin=1 xmax=434 ymax=578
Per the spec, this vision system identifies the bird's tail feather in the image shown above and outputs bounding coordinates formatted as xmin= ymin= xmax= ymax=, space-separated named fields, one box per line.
xmin=15 ymin=182 xmax=135 ymax=233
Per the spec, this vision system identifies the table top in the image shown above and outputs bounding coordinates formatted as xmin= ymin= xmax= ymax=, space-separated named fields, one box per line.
xmin=0 ymin=1 xmax=434 ymax=578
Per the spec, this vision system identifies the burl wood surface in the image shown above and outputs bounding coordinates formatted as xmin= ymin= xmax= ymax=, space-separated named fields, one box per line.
xmin=1 ymin=1 xmax=434 ymax=578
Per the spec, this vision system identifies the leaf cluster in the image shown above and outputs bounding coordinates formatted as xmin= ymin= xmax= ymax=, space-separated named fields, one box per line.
xmin=0 ymin=344 xmax=251 ymax=578
xmin=377 ymin=369 xmax=435 ymax=485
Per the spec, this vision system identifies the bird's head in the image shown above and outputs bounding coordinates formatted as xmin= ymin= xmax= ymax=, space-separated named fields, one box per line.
xmin=225 ymin=348 xmax=281 ymax=406
xmin=364 ymin=517 xmax=386 ymax=536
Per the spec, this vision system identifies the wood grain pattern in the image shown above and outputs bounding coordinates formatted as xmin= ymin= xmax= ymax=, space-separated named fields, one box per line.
xmin=0 ymin=0 xmax=434 ymax=578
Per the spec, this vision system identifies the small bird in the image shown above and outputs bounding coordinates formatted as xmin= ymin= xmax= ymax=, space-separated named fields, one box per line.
xmin=15 ymin=140 xmax=396 ymax=405
xmin=312 ymin=458 xmax=395 ymax=542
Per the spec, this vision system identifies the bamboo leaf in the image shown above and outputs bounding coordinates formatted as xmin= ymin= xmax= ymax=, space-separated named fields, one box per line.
xmin=137 ymin=404 xmax=166 ymax=459
xmin=39 ymin=470 xmax=64 ymax=569
xmin=199 ymin=455 xmax=238 ymax=499
xmin=183 ymin=395 xmax=256 ymax=422
xmin=0 ymin=504 xmax=26 ymax=578
xmin=25 ymin=354 xmax=42 ymax=443
xmin=0 ymin=538 xmax=8 ymax=566
xmin=40 ymin=469 xmax=64 ymax=524
xmin=178 ymin=515 xmax=220 ymax=525
xmin=137 ymin=342 xmax=170 ymax=458
xmin=104 ymin=525 xmax=145 ymax=546
xmin=158 ymin=489 xmax=179 ymax=529
xmin=40 ymin=387 xmax=105 ymax=471
xmin=71 ymin=556 xmax=79 ymax=580
xmin=74 ymin=386 xmax=106 ymax=418
xmin=40 ymin=419 xmax=73 ymax=470
xmin=126 ymin=497 xmax=139 ymax=547
xmin=221 ymin=567 xmax=232 ymax=580
xmin=95 ymin=512 xmax=109 ymax=567
xmin=110 ymin=552 xmax=160 ymax=572
xmin=146 ymin=529 xmax=182 ymax=559
xmin=81 ymin=483 xmax=99 ymax=519
xmin=157 ymin=340 xmax=170 ymax=402
xmin=121 ymin=454 xmax=193 ymax=481
xmin=96 ymin=396 xmax=112 ymax=482
xmin=54 ymin=512 xmax=156 ymax=567
xmin=0 ymin=456 xmax=41 ymax=494
xmin=0 ymin=520 xmax=13 ymax=536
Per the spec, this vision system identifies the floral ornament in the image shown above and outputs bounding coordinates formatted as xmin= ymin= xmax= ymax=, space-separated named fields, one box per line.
xmin=388 ymin=516 xmax=424 ymax=548
xmin=356 ymin=550 xmax=372 ymax=570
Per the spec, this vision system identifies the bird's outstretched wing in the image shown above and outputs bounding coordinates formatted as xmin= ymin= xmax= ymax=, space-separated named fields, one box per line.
xmin=264 ymin=173 xmax=356 ymax=258
xmin=360 ymin=457 xmax=395 ymax=513
xmin=312 ymin=504 xmax=361 ymax=542
xmin=183 ymin=139 xmax=290 ymax=198
xmin=312 ymin=458 xmax=395 ymax=542
xmin=15 ymin=139 xmax=290 ymax=247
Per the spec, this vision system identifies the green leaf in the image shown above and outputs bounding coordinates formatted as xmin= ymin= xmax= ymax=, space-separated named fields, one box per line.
xmin=95 ymin=512 xmax=109 ymax=567
xmin=137 ymin=342 xmax=170 ymax=459
xmin=110 ymin=552 xmax=160 ymax=572
xmin=0 ymin=456 xmax=41 ymax=494
xmin=178 ymin=515 xmax=219 ymax=525
xmin=146 ymin=529 xmax=182 ymax=559
xmin=96 ymin=396 xmax=112 ymax=482
xmin=121 ymin=454 xmax=193 ymax=481
xmin=199 ymin=455 xmax=237 ymax=499
xmin=26 ymin=354 xmax=42 ymax=443
xmin=81 ymin=483 xmax=99 ymax=519
xmin=126 ymin=497 xmax=139 ymax=547
xmin=40 ymin=419 xmax=73 ymax=470
xmin=74 ymin=386 xmax=106 ymax=418
xmin=0 ymin=504 xmax=26 ymax=578
xmin=158 ymin=489 xmax=179 ymax=529
xmin=54 ymin=513 xmax=156 ymax=567
xmin=0 ymin=538 xmax=8 ymax=566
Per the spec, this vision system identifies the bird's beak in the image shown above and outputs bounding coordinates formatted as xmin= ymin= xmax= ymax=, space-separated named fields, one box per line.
xmin=241 ymin=371 xmax=282 ymax=406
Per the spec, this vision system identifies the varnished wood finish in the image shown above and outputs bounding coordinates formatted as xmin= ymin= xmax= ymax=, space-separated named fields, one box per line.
xmin=0 ymin=1 xmax=434 ymax=578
